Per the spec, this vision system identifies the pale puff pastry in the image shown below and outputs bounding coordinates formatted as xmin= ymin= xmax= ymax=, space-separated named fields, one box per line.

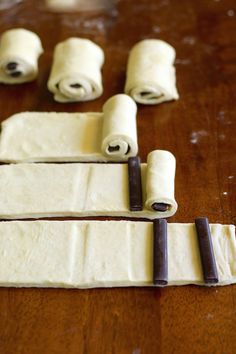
xmin=48 ymin=37 xmax=104 ymax=102
xmin=0 ymin=220 xmax=234 ymax=288
xmin=0 ymin=28 xmax=43 ymax=84
xmin=0 ymin=94 xmax=137 ymax=162
xmin=125 ymin=39 xmax=179 ymax=105
xmin=0 ymin=150 xmax=177 ymax=219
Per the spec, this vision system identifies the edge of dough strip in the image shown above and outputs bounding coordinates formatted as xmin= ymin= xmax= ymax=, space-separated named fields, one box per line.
xmin=0 ymin=220 xmax=234 ymax=288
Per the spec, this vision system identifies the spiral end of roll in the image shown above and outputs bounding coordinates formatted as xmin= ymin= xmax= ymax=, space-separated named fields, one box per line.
xmin=103 ymin=137 xmax=132 ymax=159
xmin=151 ymin=203 xmax=170 ymax=212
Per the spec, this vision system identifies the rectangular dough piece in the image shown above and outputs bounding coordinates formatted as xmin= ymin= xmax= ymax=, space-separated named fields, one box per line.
xmin=0 ymin=220 xmax=234 ymax=288
xmin=0 ymin=112 xmax=104 ymax=162
xmin=0 ymin=160 xmax=177 ymax=219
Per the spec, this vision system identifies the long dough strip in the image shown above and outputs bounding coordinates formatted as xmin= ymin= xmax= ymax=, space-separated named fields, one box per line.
xmin=0 ymin=220 xmax=234 ymax=288
xmin=0 ymin=94 xmax=137 ymax=162
xmin=48 ymin=38 xmax=104 ymax=102
xmin=125 ymin=39 xmax=179 ymax=105
xmin=0 ymin=28 xmax=43 ymax=84
xmin=0 ymin=150 xmax=177 ymax=219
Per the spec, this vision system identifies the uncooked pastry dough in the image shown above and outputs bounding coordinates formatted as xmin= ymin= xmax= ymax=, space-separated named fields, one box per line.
xmin=48 ymin=37 xmax=104 ymax=102
xmin=0 ymin=28 xmax=43 ymax=84
xmin=46 ymin=0 xmax=77 ymax=11
xmin=0 ymin=220 xmax=234 ymax=288
xmin=0 ymin=150 xmax=177 ymax=219
xmin=125 ymin=39 xmax=179 ymax=105
xmin=145 ymin=150 xmax=175 ymax=211
xmin=101 ymin=94 xmax=137 ymax=159
xmin=46 ymin=0 xmax=113 ymax=11
xmin=0 ymin=94 xmax=137 ymax=163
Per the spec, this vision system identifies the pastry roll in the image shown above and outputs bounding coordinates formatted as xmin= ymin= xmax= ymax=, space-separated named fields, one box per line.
xmin=46 ymin=0 xmax=110 ymax=11
xmin=0 ymin=220 xmax=234 ymax=288
xmin=145 ymin=150 xmax=177 ymax=214
xmin=101 ymin=94 xmax=137 ymax=159
xmin=0 ymin=28 xmax=43 ymax=84
xmin=0 ymin=151 xmax=176 ymax=219
xmin=125 ymin=39 xmax=179 ymax=104
xmin=0 ymin=94 xmax=138 ymax=162
xmin=48 ymin=37 xmax=104 ymax=102
xmin=46 ymin=0 xmax=77 ymax=11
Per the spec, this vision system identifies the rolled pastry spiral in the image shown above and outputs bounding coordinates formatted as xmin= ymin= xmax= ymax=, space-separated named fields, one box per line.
xmin=145 ymin=150 xmax=177 ymax=214
xmin=101 ymin=94 xmax=138 ymax=159
xmin=48 ymin=38 xmax=104 ymax=102
xmin=0 ymin=28 xmax=43 ymax=84
xmin=125 ymin=39 xmax=179 ymax=105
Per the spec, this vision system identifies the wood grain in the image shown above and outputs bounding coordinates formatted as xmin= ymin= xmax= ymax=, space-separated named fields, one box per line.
xmin=0 ymin=0 xmax=235 ymax=353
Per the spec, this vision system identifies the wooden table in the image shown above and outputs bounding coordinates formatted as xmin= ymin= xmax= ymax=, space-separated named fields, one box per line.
xmin=0 ymin=0 xmax=235 ymax=353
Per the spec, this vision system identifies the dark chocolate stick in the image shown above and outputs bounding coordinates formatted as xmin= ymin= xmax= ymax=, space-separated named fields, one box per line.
xmin=108 ymin=145 xmax=120 ymax=152
xmin=70 ymin=83 xmax=82 ymax=88
xmin=153 ymin=219 xmax=168 ymax=286
xmin=10 ymin=71 xmax=22 ymax=77
xmin=6 ymin=62 xmax=18 ymax=71
xmin=140 ymin=91 xmax=152 ymax=96
xmin=128 ymin=156 xmax=143 ymax=211
xmin=152 ymin=202 xmax=169 ymax=212
xmin=195 ymin=217 xmax=219 ymax=284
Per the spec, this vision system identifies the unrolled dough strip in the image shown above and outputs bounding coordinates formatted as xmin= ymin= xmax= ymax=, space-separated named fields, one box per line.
xmin=0 ymin=94 xmax=137 ymax=163
xmin=125 ymin=39 xmax=179 ymax=105
xmin=0 ymin=150 xmax=177 ymax=219
xmin=0 ymin=220 xmax=234 ymax=288
xmin=0 ymin=28 xmax=43 ymax=84
xmin=48 ymin=37 xmax=104 ymax=102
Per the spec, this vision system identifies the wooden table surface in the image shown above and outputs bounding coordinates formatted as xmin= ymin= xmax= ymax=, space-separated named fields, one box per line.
xmin=0 ymin=0 xmax=235 ymax=353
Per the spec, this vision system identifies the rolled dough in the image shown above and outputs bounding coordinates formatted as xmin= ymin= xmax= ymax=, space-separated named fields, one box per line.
xmin=0 ymin=150 xmax=177 ymax=219
xmin=0 ymin=94 xmax=138 ymax=163
xmin=46 ymin=0 xmax=78 ymax=10
xmin=0 ymin=28 xmax=43 ymax=84
xmin=48 ymin=37 xmax=104 ymax=102
xmin=125 ymin=39 xmax=179 ymax=105
xmin=0 ymin=220 xmax=234 ymax=288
